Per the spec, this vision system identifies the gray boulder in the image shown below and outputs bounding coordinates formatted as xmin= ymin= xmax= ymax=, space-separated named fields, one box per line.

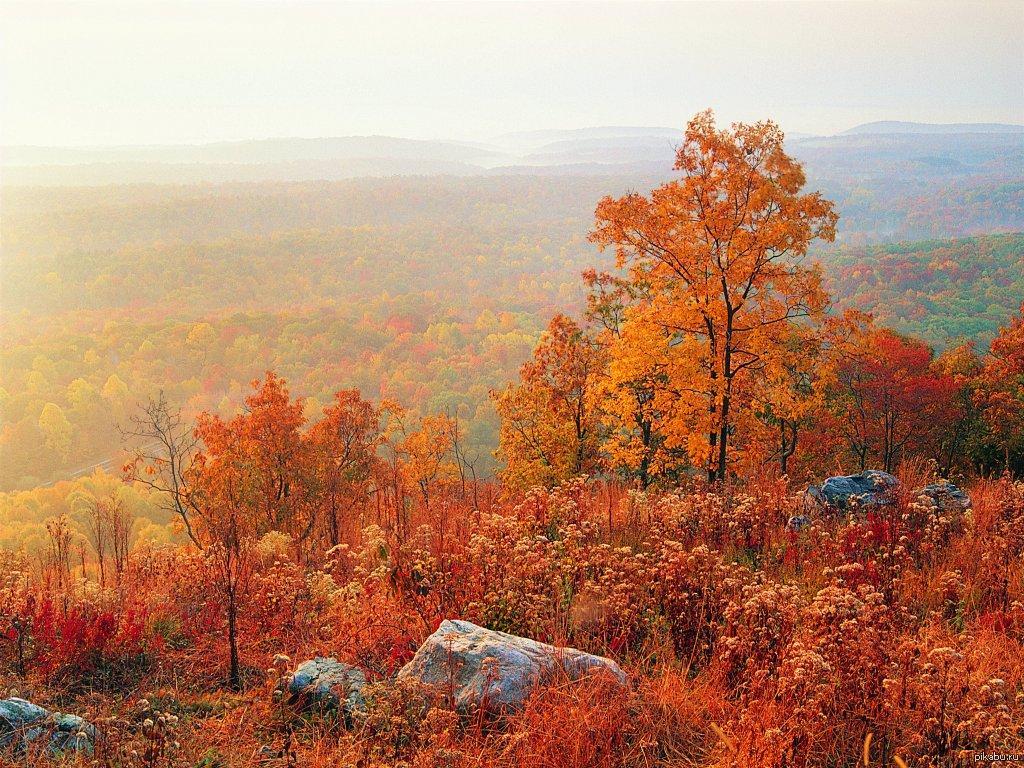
xmin=281 ymin=658 xmax=366 ymax=714
xmin=914 ymin=480 xmax=971 ymax=514
xmin=806 ymin=470 xmax=900 ymax=513
xmin=397 ymin=619 xmax=627 ymax=713
xmin=787 ymin=513 xmax=812 ymax=532
xmin=0 ymin=697 xmax=96 ymax=757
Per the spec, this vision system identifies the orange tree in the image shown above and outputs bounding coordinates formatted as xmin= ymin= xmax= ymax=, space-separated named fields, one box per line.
xmin=748 ymin=322 xmax=835 ymax=478
xmin=978 ymin=303 xmax=1024 ymax=473
xmin=307 ymin=388 xmax=385 ymax=547
xmin=590 ymin=111 xmax=837 ymax=481
xmin=582 ymin=268 xmax=686 ymax=488
xmin=126 ymin=373 xmax=314 ymax=688
xmin=492 ymin=314 xmax=606 ymax=489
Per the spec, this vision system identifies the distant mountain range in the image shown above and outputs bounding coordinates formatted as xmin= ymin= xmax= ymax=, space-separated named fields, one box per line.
xmin=1 ymin=136 xmax=497 ymax=169
xmin=3 ymin=121 xmax=1022 ymax=186
xmin=842 ymin=121 xmax=1024 ymax=135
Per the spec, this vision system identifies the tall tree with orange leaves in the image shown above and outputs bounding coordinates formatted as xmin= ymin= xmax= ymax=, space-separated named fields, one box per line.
xmin=978 ymin=304 xmax=1024 ymax=472
xmin=192 ymin=372 xmax=316 ymax=687
xmin=590 ymin=111 xmax=838 ymax=480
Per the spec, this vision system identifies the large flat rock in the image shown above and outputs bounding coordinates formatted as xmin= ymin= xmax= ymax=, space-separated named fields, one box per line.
xmin=397 ymin=619 xmax=626 ymax=713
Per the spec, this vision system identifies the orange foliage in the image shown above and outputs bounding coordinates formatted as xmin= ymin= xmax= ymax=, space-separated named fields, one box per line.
xmin=3 ymin=470 xmax=1023 ymax=767
xmin=590 ymin=110 xmax=837 ymax=481
xmin=978 ymin=304 xmax=1024 ymax=471
xmin=493 ymin=315 xmax=605 ymax=489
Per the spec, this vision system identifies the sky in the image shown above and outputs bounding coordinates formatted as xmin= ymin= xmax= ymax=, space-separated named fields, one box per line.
xmin=2 ymin=0 xmax=1022 ymax=147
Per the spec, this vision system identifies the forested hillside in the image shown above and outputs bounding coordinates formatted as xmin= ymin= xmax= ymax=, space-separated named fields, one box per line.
xmin=1 ymin=177 xmax=606 ymax=491
xmin=2 ymin=174 xmax=1022 ymax=492
xmin=829 ymin=233 xmax=1024 ymax=348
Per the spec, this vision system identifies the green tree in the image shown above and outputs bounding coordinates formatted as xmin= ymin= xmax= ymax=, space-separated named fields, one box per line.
xmin=38 ymin=403 xmax=72 ymax=463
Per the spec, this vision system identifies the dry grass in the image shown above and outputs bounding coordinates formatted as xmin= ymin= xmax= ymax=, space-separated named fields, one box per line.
xmin=2 ymin=474 xmax=1022 ymax=767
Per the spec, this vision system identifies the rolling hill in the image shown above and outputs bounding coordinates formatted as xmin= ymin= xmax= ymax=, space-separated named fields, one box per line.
xmin=5 ymin=121 xmax=1022 ymax=187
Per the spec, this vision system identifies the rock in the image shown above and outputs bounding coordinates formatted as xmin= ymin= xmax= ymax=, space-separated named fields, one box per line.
xmin=257 ymin=744 xmax=282 ymax=760
xmin=806 ymin=470 xmax=900 ymax=513
xmin=0 ymin=697 xmax=96 ymax=757
xmin=914 ymin=480 xmax=971 ymax=514
xmin=281 ymin=658 xmax=366 ymax=714
xmin=787 ymin=513 xmax=812 ymax=531
xmin=397 ymin=619 xmax=627 ymax=713
xmin=47 ymin=713 xmax=94 ymax=753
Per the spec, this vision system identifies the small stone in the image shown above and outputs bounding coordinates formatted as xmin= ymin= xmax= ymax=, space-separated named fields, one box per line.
xmin=914 ymin=480 xmax=971 ymax=514
xmin=787 ymin=514 xmax=812 ymax=531
xmin=280 ymin=658 xmax=366 ymax=715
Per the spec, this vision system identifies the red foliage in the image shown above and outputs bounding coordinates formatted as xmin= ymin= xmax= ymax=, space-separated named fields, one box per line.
xmin=28 ymin=595 xmax=151 ymax=680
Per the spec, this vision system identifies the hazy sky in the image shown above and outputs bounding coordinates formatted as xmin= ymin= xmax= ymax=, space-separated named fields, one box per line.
xmin=2 ymin=1 xmax=1022 ymax=147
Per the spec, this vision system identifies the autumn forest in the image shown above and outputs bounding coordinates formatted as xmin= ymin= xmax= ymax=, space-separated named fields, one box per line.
xmin=2 ymin=37 xmax=1024 ymax=765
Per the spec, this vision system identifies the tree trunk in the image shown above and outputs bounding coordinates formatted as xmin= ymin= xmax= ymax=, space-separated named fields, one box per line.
xmin=782 ymin=423 xmax=798 ymax=479
xmin=707 ymin=367 xmax=719 ymax=482
xmin=227 ymin=582 xmax=240 ymax=690
xmin=716 ymin=324 xmax=734 ymax=483
xmin=328 ymin=493 xmax=340 ymax=548
xmin=716 ymin=377 xmax=732 ymax=481
xmin=574 ymin=409 xmax=586 ymax=476
xmin=717 ymin=415 xmax=729 ymax=481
